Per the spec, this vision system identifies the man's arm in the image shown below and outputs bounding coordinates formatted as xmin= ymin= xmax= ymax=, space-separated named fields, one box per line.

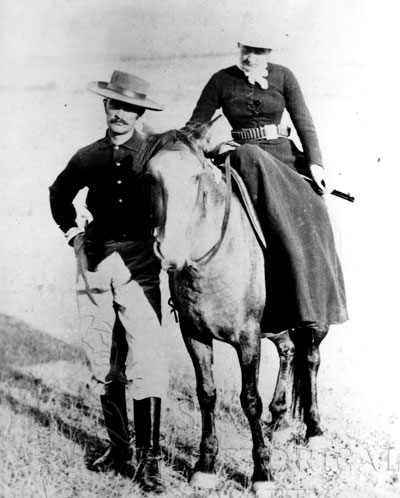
xmin=49 ymin=154 xmax=86 ymax=244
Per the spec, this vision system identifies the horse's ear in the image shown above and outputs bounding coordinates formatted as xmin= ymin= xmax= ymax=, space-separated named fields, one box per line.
xmin=207 ymin=114 xmax=223 ymax=128
xmin=183 ymin=114 xmax=223 ymax=152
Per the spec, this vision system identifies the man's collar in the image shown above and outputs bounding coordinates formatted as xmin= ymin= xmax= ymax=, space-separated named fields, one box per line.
xmin=99 ymin=130 xmax=144 ymax=150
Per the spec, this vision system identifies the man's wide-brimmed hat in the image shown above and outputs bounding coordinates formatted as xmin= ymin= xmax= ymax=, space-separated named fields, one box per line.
xmin=87 ymin=70 xmax=163 ymax=111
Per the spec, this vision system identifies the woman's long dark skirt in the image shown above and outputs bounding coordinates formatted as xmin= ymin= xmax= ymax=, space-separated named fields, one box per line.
xmin=230 ymin=141 xmax=348 ymax=333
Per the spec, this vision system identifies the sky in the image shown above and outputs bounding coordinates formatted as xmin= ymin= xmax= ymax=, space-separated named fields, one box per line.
xmin=1 ymin=0 xmax=389 ymax=64
xmin=2 ymin=0 xmax=395 ymax=166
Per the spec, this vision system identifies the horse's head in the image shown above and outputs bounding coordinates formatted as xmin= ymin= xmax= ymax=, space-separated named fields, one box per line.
xmin=140 ymin=127 xmax=225 ymax=271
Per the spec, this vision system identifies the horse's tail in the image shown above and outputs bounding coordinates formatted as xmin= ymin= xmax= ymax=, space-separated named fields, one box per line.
xmin=291 ymin=337 xmax=307 ymax=423
xmin=290 ymin=326 xmax=328 ymax=435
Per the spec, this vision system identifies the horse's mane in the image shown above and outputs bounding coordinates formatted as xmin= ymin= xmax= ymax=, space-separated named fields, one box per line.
xmin=138 ymin=125 xmax=206 ymax=172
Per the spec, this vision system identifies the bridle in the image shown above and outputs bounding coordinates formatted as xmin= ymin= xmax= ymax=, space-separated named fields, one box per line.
xmin=193 ymin=155 xmax=232 ymax=265
xmin=152 ymin=153 xmax=233 ymax=268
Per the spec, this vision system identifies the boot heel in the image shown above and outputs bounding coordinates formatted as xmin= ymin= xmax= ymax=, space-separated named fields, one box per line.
xmin=87 ymin=391 xmax=130 ymax=472
xmin=133 ymin=397 xmax=163 ymax=491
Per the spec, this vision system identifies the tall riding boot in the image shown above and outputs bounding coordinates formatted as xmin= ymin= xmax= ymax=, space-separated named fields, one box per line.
xmin=89 ymin=388 xmax=131 ymax=472
xmin=133 ymin=397 xmax=162 ymax=492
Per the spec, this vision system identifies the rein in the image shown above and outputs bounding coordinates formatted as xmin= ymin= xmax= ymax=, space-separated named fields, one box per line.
xmin=191 ymin=155 xmax=232 ymax=265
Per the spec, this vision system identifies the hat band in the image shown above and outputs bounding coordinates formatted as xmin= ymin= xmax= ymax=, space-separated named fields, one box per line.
xmin=107 ymin=83 xmax=146 ymax=100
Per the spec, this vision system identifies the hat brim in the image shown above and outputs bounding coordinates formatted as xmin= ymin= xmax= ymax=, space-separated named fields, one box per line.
xmin=238 ymin=41 xmax=273 ymax=50
xmin=87 ymin=81 xmax=163 ymax=111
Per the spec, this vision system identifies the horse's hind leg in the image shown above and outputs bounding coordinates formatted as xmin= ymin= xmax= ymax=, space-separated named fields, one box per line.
xmin=182 ymin=334 xmax=219 ymax=489
xmin=236 ymin=332 xmax=274 ymax=491
xmin=290 ymin=326 xmax=329 ymax=441
xmin=265 ymin=330 xmax=296 ymax=439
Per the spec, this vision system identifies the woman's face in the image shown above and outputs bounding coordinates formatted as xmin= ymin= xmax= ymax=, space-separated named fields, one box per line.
xmin=238 ymin=44 xmax=270 ymax=71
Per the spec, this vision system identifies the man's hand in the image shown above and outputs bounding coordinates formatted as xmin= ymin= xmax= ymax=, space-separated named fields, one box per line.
xmin=309 ymin=164 xmax=331 ymax=194
xmin=72 ymin=232 xmax=90 ymax=276
xmin=71 ymin=232 xmax=85 ymax=255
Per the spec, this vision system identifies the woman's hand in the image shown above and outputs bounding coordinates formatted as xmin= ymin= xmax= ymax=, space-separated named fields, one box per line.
xmin=209 ymin=140 xmax=240 ymax=157
xmin=207 ymin=141 xmax=240 ymax=164
xmin=309 ymin=164 xmax=331 ymax=194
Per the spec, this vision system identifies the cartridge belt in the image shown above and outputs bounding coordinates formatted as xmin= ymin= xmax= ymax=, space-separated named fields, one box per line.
xmin=231 ymin=124 xmax=290 ymax=141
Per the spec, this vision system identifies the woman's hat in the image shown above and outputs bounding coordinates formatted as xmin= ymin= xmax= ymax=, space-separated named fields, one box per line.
xmin=237 ymin=22 xmax=276 ymax=50
xmin=87 ymin=70 xmax=163 ymax=111
xmin=238 ymin=34 xmax=273 ymax=50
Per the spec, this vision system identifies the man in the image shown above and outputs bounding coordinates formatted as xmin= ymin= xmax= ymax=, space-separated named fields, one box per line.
xmin=49 ymin=70 xmax=168 ymax=491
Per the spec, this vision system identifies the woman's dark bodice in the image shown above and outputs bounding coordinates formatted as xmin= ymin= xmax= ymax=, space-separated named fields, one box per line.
xmin=188 ymin=63 xmax=322 ymax=166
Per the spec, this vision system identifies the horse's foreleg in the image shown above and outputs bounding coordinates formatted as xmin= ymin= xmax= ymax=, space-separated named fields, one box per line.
xmin=290 ymin=326 xmax=329 ymax=440
xmin=182 ymin=334 xmax=218 ymax=487
xmin=265 ymin=330 xmax=295 ymax=437
xmin=236 ymin=332 xmax=273 ymax=486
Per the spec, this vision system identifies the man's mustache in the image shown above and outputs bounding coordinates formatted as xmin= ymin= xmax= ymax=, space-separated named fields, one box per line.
xmin=111 ymin=118 xmax=129 ymax=125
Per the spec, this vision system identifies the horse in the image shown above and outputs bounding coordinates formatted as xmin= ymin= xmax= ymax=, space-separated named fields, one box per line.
xmin=139 ymin=128 xmax=328 ymax=494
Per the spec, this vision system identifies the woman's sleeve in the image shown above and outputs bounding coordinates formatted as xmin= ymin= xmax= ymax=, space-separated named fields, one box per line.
xmin=284 ymin=67 xmax=323 ymax=167
xmin=187 ymin=74 xmax=221 ymax=126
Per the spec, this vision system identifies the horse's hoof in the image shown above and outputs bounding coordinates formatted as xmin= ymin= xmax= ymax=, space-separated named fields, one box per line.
xmin=306 ymin=434 xmax=330 ymax=450
xmin=251 ymin=481 xmax=277 ymax=497
xmin=190 ymin=471 xmax=219 ymax=489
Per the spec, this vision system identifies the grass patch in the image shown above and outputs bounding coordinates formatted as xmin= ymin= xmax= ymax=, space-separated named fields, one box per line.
xmin=0 ymin=313 xmax=399 ymax=497
xmin=0 ymin=314 xmax=85 ymax=366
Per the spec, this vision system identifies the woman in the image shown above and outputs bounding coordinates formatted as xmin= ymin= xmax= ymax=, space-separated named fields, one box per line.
xmin=188 ymin=35 xmax=326 ymax=187
xmin=187 ymin=35 xmax=348 ymax=333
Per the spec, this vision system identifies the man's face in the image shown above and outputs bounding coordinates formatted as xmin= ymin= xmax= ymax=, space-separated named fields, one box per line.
xmin=238 ymin=44 xmax=270 ymax=71
xmin=104 ymin=99 xmax=143 ymax=136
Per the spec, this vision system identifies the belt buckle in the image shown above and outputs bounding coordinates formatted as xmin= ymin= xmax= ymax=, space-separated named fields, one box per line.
xmin=263 ymin=124 xmax=278 ymax=140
